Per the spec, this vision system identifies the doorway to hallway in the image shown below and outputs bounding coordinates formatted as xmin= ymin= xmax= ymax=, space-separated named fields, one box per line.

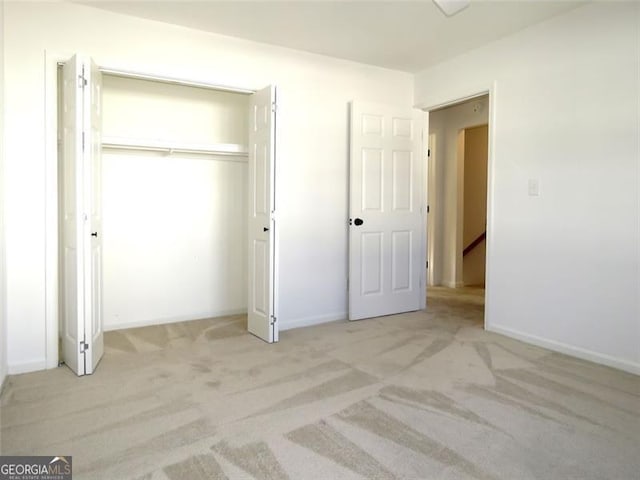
xmin=426 ymin=95 xmax=489 ymax=315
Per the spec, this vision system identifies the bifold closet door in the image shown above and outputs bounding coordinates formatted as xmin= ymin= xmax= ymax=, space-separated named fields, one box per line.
xmin=248 ymin=85 xmax=277 ymax=343
xmin=61 ymin=54 xmax=105 ymax=376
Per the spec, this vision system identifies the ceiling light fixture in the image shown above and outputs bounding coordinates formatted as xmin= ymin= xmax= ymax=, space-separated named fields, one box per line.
xmin=433 ymin=0 xmax=471 ymax=17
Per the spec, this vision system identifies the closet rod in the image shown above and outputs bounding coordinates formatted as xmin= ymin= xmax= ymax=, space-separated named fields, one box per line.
xmin=57 ymin=62 xmax=255 ymax=95
xmin=102 ymin=137 xmax=249 ymax=158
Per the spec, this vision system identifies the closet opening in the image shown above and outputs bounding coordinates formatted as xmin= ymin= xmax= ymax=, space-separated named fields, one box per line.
xmin=99 ymin=74 xmax=251 ymax=332
xmin=425 ymin=93 xmax=491 ymax=328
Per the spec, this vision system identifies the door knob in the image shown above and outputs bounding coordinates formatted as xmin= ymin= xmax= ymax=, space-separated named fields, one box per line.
xmin=263 ymin=227 xmax=269 ymax=232
xmin=354 ymin=218 xmax=364 ymax=226
xmin=91 ymin=232 xmax=98 ymax=237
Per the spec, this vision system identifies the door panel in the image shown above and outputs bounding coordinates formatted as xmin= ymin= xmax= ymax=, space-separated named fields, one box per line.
xmin=391 ymin=230 xmax=412 ymax=291
xmin=86 ymin=58 xmax=104 ymax=373
xmin=392 ymin=151 xmax=412 ymax=210
xmin=248 ymin=86 xmax=277 ymax=342
xmin=252 ymin=238 xmax=268 ymax=315
xmin=349 ymin=102 xmax=423 ymax=321
xmin=61 ymin=55 xmax=85 ymax=375
xmin=361 ymin=232 xmax=383 ymax=295
xmin=362 ymin=149 xmax=383 ymax=211
xmin=61 ymin=55 xmax=104 ymax=375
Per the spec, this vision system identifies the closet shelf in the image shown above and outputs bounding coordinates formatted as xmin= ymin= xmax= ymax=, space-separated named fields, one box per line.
xmin=102 ymin=136 xmax=249 ymax=157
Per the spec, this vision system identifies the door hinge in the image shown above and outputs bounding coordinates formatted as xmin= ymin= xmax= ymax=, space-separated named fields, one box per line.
xmin=426 ymin=261 xmax=429 ymax=269
xmin=79 ymin=341 xmax=89 ymax=353
xmin=271 ymin=102 xmax=278 ymax=113
xmin=78 ymin=73 xmax=87 ymax=89
xmin=427 ymin=205 xmax=430 ymax=213
xmin=270 ymin=315 xmax=277 ymax=326
xmin=428 ymin=148 xmax=431 ymax=157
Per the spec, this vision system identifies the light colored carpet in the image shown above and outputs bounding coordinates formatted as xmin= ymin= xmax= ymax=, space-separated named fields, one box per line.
xmin=1 ymin=287 xmax=639 ymax=480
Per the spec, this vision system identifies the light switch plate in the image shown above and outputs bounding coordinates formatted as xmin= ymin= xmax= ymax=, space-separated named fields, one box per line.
xmin=528 ymin=179 xmax=540 ymax=196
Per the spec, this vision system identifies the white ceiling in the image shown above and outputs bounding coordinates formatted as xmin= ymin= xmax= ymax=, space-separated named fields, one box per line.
xmin=80 ymin=1 xmax=587 ymax=73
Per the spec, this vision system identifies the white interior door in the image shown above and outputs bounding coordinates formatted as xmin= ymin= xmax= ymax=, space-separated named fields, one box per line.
xmin=248 ymin=85 xmax=277 ymax=342
xmin=61 ymin=55 xmax=84 ymax=375
xmin=349 ymin=102 xmax=424 ymax=320
xmin=85 ymin=58 xmax=104 ymax=373
xmin=61 ymin=54 xmax=104 ymax=375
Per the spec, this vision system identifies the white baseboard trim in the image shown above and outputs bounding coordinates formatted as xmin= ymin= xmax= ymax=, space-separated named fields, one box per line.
xmin=280 ymin=312 xmax=347 ymax=331
xmin=8 ymin=359 xmax=48 ymax=375
xmin=487 ymin=324 xmax=640 ymax=376
xmin=104 ymin=308 xmax=248 ymax=332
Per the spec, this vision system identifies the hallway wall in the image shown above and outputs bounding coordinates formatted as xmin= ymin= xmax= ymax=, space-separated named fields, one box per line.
xmin=462 ymin=124 xmax=488 ymax=287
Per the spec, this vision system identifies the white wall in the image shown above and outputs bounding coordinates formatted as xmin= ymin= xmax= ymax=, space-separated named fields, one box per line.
xmin=102 ymin=75 xmax=250 ymax=145
xmin=428 ymin=97 xmax=488 ymax=287
xmin=416 ymin=2 xmax=640 ymax=373
xmin=102 ymin=153 xmax=248 ymax=330
xmin=0 ymin=0 xmax=7 ymax=389
xmin=101 ymin=77 xmax=249 ymax=330
xmin=3 ymin=1 xmax=413 ymax=373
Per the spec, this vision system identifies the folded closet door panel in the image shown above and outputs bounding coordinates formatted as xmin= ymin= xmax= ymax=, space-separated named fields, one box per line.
xmin=61 ymin=54 xmax=104 ymax=375
xmin=248 ymin=86 xmax=277 ymax=343
xmin=85 ymin=57 xmax=104 ymax=374
xmin=61 ymin=55 xmax=85 ymax=375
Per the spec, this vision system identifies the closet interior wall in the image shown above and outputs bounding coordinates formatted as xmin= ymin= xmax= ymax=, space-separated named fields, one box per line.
xmin=101 ymin=75 xmax=250 ymax=331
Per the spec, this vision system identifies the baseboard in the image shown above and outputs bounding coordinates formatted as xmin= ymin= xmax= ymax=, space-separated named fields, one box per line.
xmin=8 ymin=358 xmax=47 ymax=375
xmin=280 ymin=312 xmax=347 ymax=331
xmin=487 ymin=324 xmax=640 ymax=376
xmin=104 ymin=308 xmax=248 ymax=332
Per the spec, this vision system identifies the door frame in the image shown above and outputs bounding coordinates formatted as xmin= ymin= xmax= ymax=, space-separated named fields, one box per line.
xmin=417 ymin=82 xmax=497 ymax=331
xmin=44 ymin=52 xmax=278 ymax=369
